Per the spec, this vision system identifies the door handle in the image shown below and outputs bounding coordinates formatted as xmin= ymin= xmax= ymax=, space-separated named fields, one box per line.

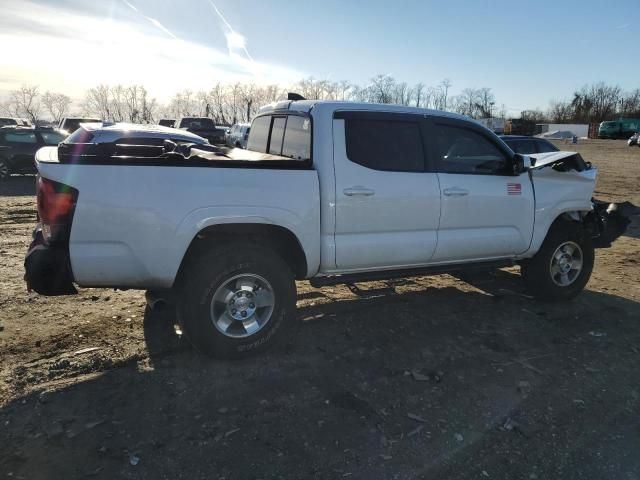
xmin=443 ymin=187 xmax=469 ymax=197
xmin=343 ymin=187 xmax=375 ymax=197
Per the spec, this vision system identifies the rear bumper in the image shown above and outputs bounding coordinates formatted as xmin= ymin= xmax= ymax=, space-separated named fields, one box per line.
xmin=24 ymin=228 xmax=77 ymax=295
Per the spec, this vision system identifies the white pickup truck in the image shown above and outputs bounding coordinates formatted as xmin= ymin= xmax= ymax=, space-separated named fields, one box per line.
xmin=25 ymin=100 xmax=634 ymax=358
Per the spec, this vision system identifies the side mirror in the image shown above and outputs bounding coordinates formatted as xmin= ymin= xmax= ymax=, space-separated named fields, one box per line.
xmin=510 ymin=153 xmax=528 ymax=175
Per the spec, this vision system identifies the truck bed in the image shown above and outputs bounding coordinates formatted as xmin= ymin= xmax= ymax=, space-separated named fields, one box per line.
xmin=34 ymin=147 xmax=321 ymax=288
xmin=37 ymin=144 xmax=313 ymax=169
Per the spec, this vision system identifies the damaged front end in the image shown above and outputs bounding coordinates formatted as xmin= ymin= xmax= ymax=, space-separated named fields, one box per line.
xmin=587 ymin=200 xmax=640 ymax=248
xmin=528 ymin=150 xmax=639 ymax=249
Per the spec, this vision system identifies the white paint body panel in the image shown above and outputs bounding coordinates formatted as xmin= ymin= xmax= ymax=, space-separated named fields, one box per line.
xmin=36 ymin=160 xmax=320 ymax=288
xmin=434 ymin=172 xmax=535 ymax=261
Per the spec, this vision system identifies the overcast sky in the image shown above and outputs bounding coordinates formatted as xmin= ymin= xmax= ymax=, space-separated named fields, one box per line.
xmin=1 ymin=0 xmax=638 ymax=115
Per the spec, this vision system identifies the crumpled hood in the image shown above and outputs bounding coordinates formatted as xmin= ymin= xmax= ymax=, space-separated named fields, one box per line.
xmin=528 ymin=150 xmax=590 ymax=171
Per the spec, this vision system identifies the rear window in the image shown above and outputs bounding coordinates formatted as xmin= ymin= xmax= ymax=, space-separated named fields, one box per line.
xmin=247 ymin=115 xmax=311 ymax=161
xmin=345 ymin=118 xmax=424 ymax=172
xmin=281 ymin=116 xmax=310 ymax=161
xmin=247 ymin=116 xmax=271 ymax=152
xmin=180 ymin=118 xmax=215 ymax=129
xmin=268 ymin=117 xmax=286 ymax=155
xmin=40 ymin=132 xmax=66 ymax=145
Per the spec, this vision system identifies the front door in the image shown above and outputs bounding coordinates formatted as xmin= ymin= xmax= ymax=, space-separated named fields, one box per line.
xmin=332 ymin=112 xmax=441 ymax=271
xmin=429 ymin=119 xmax=535 ymax=262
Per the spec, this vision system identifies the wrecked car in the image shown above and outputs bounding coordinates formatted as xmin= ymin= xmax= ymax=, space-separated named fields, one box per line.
xmin=24 ymin=99 xmax=638 ymax=359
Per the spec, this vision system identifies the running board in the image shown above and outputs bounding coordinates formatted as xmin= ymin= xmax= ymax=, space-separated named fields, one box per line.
xmin=309 ymin=260 xmax=515 ymax=288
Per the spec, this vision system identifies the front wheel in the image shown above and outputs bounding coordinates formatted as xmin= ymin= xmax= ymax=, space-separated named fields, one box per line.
xmin=177 ymin=242 xmax=296 ymax=359
xmin=521 ymin=220 xmax=594 ymax=301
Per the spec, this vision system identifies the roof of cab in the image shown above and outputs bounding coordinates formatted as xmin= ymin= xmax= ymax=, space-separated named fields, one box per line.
xmin=257 ymin=99 xmax=470 ymax=121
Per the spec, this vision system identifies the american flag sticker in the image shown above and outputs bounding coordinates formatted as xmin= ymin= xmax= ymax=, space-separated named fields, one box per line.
xmin=507 ymin=183 xmax=522 ymax=195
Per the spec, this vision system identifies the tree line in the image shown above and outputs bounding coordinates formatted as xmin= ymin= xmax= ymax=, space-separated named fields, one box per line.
xmin=2 ymin=78 xmax=639 ymax=127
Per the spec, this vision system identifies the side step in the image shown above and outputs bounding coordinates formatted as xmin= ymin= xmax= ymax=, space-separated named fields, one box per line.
xmin=309 ymin=260 xmax=514 ymax=288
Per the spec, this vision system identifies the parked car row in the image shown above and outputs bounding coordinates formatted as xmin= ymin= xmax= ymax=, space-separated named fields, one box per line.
xmin=0 ymin=117 xmax=32 ymax=127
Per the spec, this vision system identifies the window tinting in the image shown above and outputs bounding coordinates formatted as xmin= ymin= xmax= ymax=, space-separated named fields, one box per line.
xmin=4 ymin=132 xmax=37 ymax=144
xmin=268 ymin=117 xmax=286 ymax=155
xmin=282 ymin=116 xmax=311 ymax=161
xmin=434 ymin=124 xmax=506 ymax=174
xmin=40 ymin=132 xmax=66 ymax=145
xmin=345 ymin=119 xmax=424 ymax=172
xmin=247 ymin=116 xmax=271 ymax=152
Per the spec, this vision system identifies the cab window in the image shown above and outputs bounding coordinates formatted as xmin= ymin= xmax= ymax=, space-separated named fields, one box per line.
xmin=433 ymin=124 xmax=507 ymax=175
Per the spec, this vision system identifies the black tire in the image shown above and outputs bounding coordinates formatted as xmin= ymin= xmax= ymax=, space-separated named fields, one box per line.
xmin=521 ymin=220 xmax=594 ymax=301
xmin=177 ymin=242 xmax=296 ymax=359
xmin=0 ymin=158 xmax=10 ymax=180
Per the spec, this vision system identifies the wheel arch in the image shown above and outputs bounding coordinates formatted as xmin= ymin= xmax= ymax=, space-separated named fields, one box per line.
xmin=174 ymin=223 xmax=309 ymax=288
xmin=527 ymin=205 xmax=593 ymax=256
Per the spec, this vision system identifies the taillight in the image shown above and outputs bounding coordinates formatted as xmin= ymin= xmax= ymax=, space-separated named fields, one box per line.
xmin=36 ymin=176 xmax=78 ymax=245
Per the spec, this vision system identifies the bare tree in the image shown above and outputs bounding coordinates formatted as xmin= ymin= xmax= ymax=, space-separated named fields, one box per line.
xmin=440 ymin=78 xmax=452 ymax=110
xmin=41 ymin=91 xmax=72 ymax=124
xmin=5 ymin=85 xmax=42 ymax=123
xmin=370 ymin=74 xmax=395 ymax=103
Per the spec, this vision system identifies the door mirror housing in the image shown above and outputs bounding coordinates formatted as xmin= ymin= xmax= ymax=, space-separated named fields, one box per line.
xmin=509 ymin=153 xmax=529 ymax=175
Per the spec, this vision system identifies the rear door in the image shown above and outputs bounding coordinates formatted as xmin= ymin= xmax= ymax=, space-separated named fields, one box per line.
xmin=332 ymin=111 xmax=440 ymax=271
xmin=430 ymin=118 xmax=535 ymax=262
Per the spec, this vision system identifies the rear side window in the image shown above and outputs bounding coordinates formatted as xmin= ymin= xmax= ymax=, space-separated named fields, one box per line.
xmin=4 ymin=132 xmax=37 ymax=143
xmin=433 ymin=124 xmax=507 ymax=175
xmin=345 ymin=119 xmax=424 ymax=172
xmin=268 ymin=117 xmax=286 ymax=155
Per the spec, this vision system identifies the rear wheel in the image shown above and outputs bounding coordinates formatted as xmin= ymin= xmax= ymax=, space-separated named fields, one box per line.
xmin=177 ymin=243 xmax=296 ymax=359
xmin=521 ymin=220 xmax=594 ymax=301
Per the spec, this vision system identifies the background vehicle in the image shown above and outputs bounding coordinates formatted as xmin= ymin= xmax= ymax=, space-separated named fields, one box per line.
xmin=225 ymin=123 xmax=251 ymax=148
xmin=0 ymin=127 xmax=66 ymax=179
xmin=598 ymin=118 xmax=640 ymax=139
xmin=158 ymin=119 xmax=176 ymax=128
xmin=500 ymin=135 xmax=559 ymax=154
xmin=58 ymin=117 xmax=101 ymax=135
xmin=177 ymin=117 xmax=225 ymax=144
xmin=628 ymin=132 xmax=639 ymax=146
xmin=0 ymin=117 xmax=32 ymax=127
xmin=25 ymin=100 xmax=634 ymax=359
xmin=504 ymin=118 xmax=536 ymax=136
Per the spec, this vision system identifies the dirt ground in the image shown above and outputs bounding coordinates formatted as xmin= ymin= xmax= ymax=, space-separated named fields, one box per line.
xmin=1 ymin=139 xmax=639 ymax=479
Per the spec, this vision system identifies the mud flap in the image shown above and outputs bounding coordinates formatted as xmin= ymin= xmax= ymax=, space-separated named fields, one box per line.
xmin=590 ymin=200 xmax=640 ymax=248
